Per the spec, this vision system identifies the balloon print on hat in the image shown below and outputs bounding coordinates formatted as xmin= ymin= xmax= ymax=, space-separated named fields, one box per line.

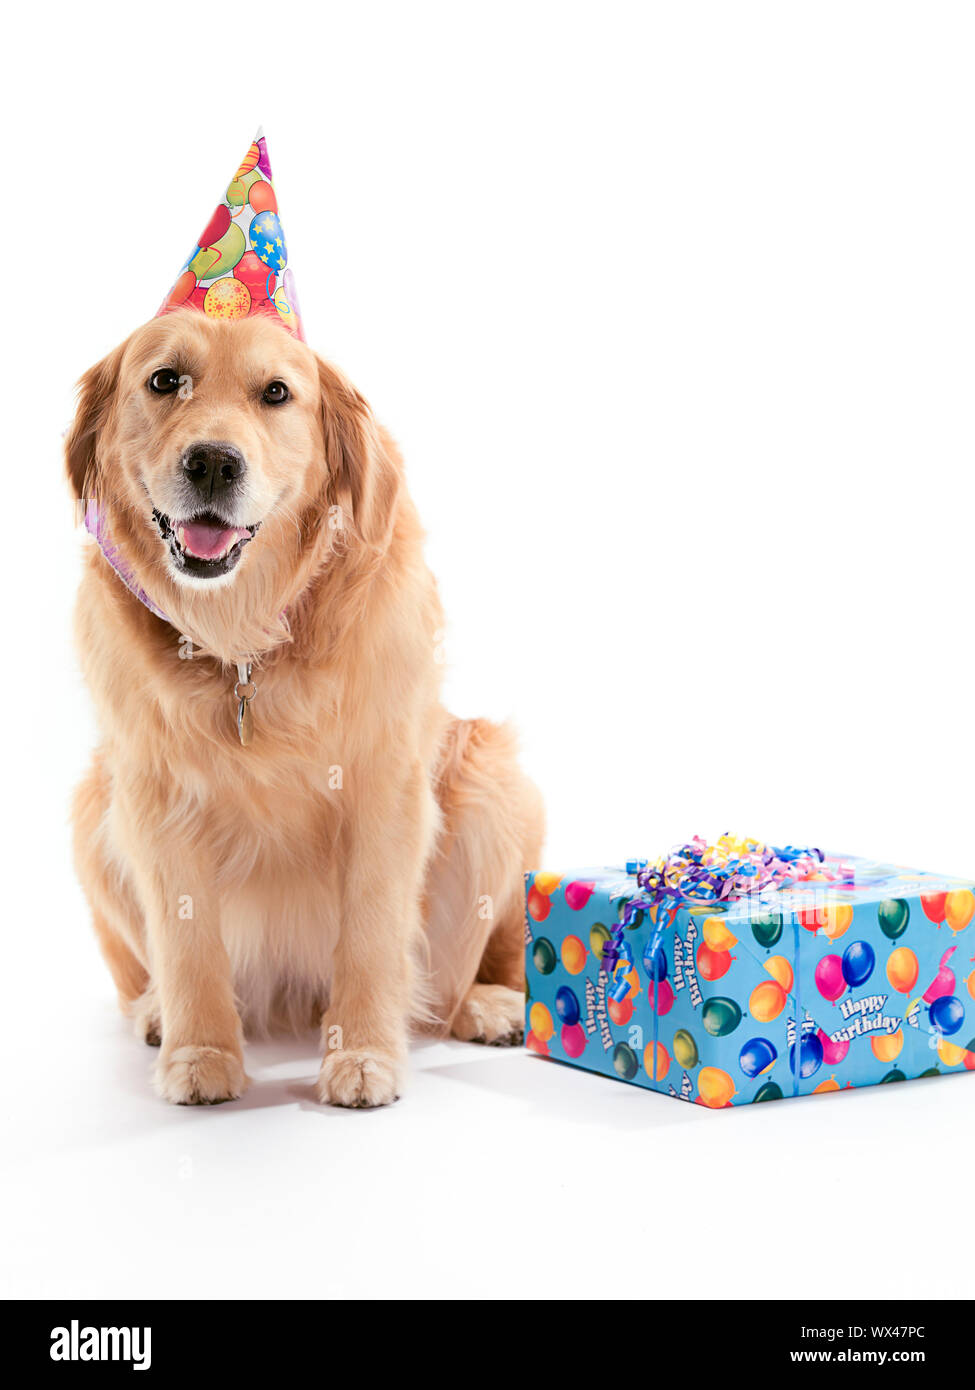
xmin=256 ymin=135 xmax=273 ymax=179
xmin=162 ymin=269 xmax=197 ymax=311
xmin=190 ymin=220 xmax=246 ymax=281
xmin=272 ymin=284 xmax=298 ymax=331
xmin=203 ymin=278 xmax=250 ymax=320
xmin=234 ymin=250 xmax=276 ymax=304
xmin=234 ymin=138 xmax=261 ymax=179
xmin=198 ymin=202 xmax=231 ymax=246
xmin=157 ymin=129 xmax=304 ymax=339
xmin=227 ymin=168 xmax=263 ymax=211
xmin=283 ymin=267 xmax=301 ymax=322
xmin=250 ymin=211 xmax=287 ymax=273
xmin=248 ymin=179 xmax=278 ymax=216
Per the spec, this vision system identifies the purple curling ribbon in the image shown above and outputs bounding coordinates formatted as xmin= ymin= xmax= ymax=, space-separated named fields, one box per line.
xmin=602 ymin=838 xmax=831 ymax=1023
xmin=618 ymin=836 xmax=826 ymax=924
xmin=602 ymin=935 xmax=635 ymax=1001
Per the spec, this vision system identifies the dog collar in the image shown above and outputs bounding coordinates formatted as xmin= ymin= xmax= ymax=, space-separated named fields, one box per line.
xmin=84 ymin=501 xmax=258 ymax=746
xmin=85 ymin=501 xmax=170 ymax=621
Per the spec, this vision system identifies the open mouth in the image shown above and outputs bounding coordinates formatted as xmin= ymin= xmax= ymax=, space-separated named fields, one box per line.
xmin=152 ymin=508 xmax=261 ymax=579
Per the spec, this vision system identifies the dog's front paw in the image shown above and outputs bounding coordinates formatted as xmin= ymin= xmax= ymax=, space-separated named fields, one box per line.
xmin=154 ymin=1046 xmax=248 ymax=1106
xmin=452 ymin=983 xmax=525 ymax=1046
xmin=317 ymin=1048 xmax=402 ymax=1108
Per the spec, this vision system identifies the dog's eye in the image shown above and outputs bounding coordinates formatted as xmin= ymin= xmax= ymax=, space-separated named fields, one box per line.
xmin=262 ymin=380 xmax=290 ymax=406
xmin=148 ymin=368 xmax=180 ymax=395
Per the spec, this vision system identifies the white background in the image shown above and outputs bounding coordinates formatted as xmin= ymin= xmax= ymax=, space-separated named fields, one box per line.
xmin=3 ymin=1 xmax=974 ymax=1300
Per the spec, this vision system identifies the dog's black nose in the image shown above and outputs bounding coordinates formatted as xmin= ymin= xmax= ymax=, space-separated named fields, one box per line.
xmin=181 ymin=442 xmax=246 ymax=498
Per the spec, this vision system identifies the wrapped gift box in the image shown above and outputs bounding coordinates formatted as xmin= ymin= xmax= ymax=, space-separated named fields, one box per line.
xmin=524 ymin=852 xmax=975 ymax=1105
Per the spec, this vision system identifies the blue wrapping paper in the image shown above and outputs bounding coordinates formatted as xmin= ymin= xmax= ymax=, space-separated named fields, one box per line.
xmin=524 ymin=855 xmax=975 ymax=1105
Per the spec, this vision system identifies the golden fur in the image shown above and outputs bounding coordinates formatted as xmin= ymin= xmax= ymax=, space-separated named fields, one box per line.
xmin=67 ymin=309 xmax=543 ymax=1106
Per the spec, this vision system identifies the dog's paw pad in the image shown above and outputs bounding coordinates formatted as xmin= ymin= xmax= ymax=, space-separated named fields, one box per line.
xmin=452 ymin=983 xmax=525 ymax=1045
xmin=317 ymin=1048 xmax=401 ymax=1108
xmin=155 ymin=1046 xmax=247 ymax=1106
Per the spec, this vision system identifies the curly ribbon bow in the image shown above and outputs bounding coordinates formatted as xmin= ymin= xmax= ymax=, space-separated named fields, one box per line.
xmin=601 ymin=836 xmax=827 ymax=974
xmin=601 ymin=836 xmax=840 ymax=1095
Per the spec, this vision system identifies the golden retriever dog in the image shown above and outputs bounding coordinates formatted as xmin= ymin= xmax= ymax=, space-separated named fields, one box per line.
xmin=67 ymin=308 xmax=544 ymax=1106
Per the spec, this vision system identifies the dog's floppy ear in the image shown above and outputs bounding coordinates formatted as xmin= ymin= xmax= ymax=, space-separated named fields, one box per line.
xmin=318 ymin=356 xmax=401 ymax=551
xmin=65 ymin=343 xmax=126 ymax=501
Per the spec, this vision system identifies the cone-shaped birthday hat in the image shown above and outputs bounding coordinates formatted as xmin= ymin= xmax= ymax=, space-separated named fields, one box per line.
xmin=158 ymin=129 xmax=303 ymax=339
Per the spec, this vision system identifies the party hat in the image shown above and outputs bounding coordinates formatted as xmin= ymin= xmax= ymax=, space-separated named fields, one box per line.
xmin=157 ymin=128 xmax=303 ymax=340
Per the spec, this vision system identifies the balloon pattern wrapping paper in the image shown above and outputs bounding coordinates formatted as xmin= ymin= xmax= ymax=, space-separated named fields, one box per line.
xmin=524 ymin=854 xmax=975 ymax=1105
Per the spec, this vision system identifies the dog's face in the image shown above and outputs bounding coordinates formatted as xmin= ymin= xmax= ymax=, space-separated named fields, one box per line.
xmin=67 ymin=309 xmax=399 ymax=600
xmin=117 ymin=312 xmax=324 ymax=584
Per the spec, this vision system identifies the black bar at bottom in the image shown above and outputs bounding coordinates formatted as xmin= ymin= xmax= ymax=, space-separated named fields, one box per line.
xmin=3 ymin=1298 xmax=970 ymax=1376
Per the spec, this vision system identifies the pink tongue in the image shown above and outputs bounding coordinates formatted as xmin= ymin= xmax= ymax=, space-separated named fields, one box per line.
xmin=181 ymin=521 xmax=246 ymax=560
